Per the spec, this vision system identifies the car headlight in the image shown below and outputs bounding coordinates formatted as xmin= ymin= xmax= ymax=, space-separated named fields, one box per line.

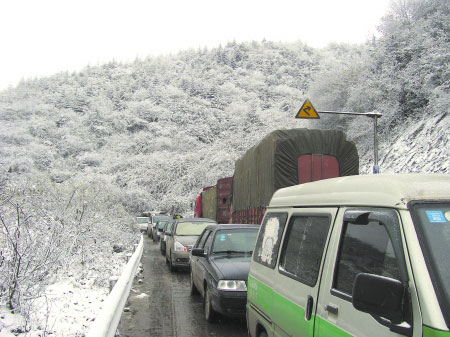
xmin=174 ymin=241 xmax=187 ymax=252
xmin=217 ymin=280 xmax=247 ymax=291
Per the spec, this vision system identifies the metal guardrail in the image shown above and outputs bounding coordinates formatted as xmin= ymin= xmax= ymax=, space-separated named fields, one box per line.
xmin=87 ymin=235 xmax=144 ymax=337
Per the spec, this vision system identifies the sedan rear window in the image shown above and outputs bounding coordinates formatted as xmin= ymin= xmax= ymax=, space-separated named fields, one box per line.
xmin=212 ymin=228 xmax=258 ymax=254
xmin=176 ymin=222 xmax=212 ymax=236
xmin=158 ymin=221 xmax=168 ymax=229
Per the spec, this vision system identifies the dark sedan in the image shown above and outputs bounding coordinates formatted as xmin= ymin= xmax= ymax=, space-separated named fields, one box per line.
xmin=190 ymin=224 xmax=259 ymax=322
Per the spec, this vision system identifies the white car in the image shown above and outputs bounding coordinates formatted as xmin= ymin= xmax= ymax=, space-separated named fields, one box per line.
xmin=136 ymin=217 xmax=150 ymax=234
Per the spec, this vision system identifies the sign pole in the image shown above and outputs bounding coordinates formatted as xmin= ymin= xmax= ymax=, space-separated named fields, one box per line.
xmin=373 ymin=115 xmax=379 ymax=174
xmin=295 ymin=99 xmax=382 ymax=174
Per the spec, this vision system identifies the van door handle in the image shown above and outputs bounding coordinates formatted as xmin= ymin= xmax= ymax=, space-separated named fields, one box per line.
xmin=305 ymin=295 xmax=313 ymax=321
xmin=325 ymin=304 xmax=339 ymax=315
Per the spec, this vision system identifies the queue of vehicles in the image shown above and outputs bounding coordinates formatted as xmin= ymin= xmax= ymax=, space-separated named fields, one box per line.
xmin=148 ymin=216 xmax=259 ymax=323
xmin=139 ymin=128 xmax=450 ymax=336
xmin=146 ymin=174 xmax=450 ymax=337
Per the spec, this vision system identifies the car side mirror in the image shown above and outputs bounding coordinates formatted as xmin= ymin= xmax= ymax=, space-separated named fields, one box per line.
xmin=191 ymin=248 xmax=206 ymax=257
xmin=353 ymin=273 xmax=405 ymax=324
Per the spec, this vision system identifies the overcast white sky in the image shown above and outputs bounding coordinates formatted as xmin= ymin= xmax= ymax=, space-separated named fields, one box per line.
xmin=0 ymin=0 xmax=392 ymax=91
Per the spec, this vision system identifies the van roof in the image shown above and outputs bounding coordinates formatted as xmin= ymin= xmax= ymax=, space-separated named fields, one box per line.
xmin=269 ymin=174 xmax=450 ymax=210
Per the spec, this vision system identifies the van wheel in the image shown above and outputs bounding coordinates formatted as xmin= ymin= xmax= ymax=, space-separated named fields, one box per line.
xmin=258 ymin=331 xmax=268 ymax=337
xmin=204 ymin=287 xmax=217 ymax=322
xmin=190 ymin=272 xmax=199 ymax=295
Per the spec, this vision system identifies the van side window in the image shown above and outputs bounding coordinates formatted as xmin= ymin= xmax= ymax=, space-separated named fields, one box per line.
xmin=334 ymin=218 xmax=401 ymax=296
xmin=253 ymin=213 xmax=288 ymax=269
xmin=279 ymin=215 xmax=331 ymax=286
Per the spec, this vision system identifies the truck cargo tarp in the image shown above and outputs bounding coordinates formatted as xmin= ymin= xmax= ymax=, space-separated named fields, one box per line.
xmin=202 ymin=186 xmax=217 ymax=220
xmin=232 ymin=128 xmax=359 ymax=212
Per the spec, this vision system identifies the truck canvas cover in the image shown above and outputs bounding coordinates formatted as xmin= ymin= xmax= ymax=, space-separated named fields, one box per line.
xmin=202 ymin=186 xmax=217 ymax=220
xmin=232 ymin=128 xmax=359 ymax=213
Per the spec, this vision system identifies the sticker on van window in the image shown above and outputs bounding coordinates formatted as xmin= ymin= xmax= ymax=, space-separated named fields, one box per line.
xmin=219 ymin=234 xmax=226 ymax=241
xmin=445 ymin=211 xmax=450 ymax=222
xmin=259 ymin=217 xmax=280 ymax=264
xmin=426 ymin=210 xmax=446 ymax=223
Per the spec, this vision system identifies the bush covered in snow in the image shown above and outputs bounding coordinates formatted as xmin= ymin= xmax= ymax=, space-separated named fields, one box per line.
xmin=0 ymin=174 xmax=137 ymax=318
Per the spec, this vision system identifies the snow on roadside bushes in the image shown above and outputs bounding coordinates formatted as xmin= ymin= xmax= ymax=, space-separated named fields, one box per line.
xmin=0 ymin=173 xmax=139 ymax=336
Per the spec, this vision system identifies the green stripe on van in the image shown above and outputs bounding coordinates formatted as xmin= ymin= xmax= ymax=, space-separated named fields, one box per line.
xmin=314 ymin=316 xmax=352 ymax=337
xmin=249 ymin=276 xmax=348 ymax=336
xmin=248 ymin=275 xmax=274 ymax=315
xmin=424 ymin=326 xmax=450 ymax=337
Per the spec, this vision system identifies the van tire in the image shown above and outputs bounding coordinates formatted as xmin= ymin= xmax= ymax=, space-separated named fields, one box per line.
xmin=204 ymin=287 xmax=217 ymax=322
xmin=258 ymin=331 xmax=268 ymax=337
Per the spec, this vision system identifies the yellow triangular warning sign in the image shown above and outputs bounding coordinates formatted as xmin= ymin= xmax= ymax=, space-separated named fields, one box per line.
xmin=296 ymin=99 xmax=320 ymax=119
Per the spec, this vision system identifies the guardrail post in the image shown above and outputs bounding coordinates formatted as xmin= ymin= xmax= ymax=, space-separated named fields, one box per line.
xmin=126 ymin=253 xmax=132 ymax=262
xmin=109 ymin=276 xmax=119 ymax=293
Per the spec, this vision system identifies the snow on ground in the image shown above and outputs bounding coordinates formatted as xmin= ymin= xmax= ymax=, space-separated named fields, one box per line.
xmin=0 ymin=250 xmax=132 ymax=337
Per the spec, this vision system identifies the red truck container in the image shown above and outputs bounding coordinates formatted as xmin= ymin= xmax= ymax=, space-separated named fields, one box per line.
xmin=194 ymin=179 xmax=232 ymax=224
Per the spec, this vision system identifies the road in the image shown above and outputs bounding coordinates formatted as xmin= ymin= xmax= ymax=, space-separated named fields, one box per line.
xmin=117 ymin=235 xmax=248 ymax=337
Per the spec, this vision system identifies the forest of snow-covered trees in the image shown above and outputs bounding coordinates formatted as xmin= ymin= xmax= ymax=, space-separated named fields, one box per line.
xmin=0 ymin=0 xmax=449 ymax=333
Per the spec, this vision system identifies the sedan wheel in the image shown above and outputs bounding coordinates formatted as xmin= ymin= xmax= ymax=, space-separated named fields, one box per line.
xmin=169 ymin=253 xmax=176 ymax=272
xmin=190 ymin=272 xmax=199 ymax=295
xmin=204 ymin=287 xmax=217 ymax=322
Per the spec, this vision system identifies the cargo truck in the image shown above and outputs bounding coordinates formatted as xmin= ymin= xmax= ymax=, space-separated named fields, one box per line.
xmin=195 ymin=128 xmax=359 ymax=224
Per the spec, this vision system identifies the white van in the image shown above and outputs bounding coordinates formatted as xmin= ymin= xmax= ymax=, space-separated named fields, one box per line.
xmin=247 ymin=174 xmax=450 ymax=337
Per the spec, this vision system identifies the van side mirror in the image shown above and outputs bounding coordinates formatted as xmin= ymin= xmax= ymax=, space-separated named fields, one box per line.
xmin=353 ymin=273 xmax=404 ymax=324
xmin=191 ymin=248 xmax=206 ymax=257
xmin=165 ymin=231 xmax=172 ymax=236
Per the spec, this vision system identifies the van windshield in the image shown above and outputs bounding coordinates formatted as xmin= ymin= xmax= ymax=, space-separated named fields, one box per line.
xmin=175 ymin=222 xmax=212 ymax=236
xmin=410 ymin=201 xmax=450 ymax=328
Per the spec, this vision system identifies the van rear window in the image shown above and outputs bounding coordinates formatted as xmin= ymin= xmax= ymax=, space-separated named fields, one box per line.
xmin=253 ymin=213 xmax=288 ymax=269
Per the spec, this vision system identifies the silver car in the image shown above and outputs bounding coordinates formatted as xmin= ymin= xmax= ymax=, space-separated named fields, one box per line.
xmin=165 ymin=218 xmax=217 ymax=272
xmin=151 ymin=215 xmax=172 ymax=242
